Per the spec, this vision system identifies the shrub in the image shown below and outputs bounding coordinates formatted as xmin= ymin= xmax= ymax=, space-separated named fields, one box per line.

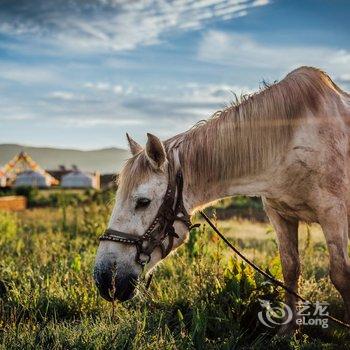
xmin=14 ymin=186 xmax=39 ymax=207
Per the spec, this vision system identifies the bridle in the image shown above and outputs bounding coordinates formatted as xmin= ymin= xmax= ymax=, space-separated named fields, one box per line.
xmin=99 ymin=167 xmax=197 ymax=267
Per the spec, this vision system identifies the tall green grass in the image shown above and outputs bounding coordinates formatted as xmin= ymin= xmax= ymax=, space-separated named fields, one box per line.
xmin=0 ymin=206 xmax=349 ymax=349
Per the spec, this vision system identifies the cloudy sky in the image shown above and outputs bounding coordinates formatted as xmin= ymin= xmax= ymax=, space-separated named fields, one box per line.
xmin=0 ymin=0 xmax=349 ymax=150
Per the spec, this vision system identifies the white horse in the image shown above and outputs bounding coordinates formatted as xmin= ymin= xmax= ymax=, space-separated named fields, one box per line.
xmin=94 ymin=67 xmax=350 ymax=331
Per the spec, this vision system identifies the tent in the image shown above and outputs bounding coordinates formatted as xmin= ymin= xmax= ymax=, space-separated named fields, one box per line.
xmin=14 ymin=170 xmax=50 ymax=188
xmin=0 ymin=172 xmax=6 ymax=187
xmin=0 ymin=151 xmax=58 ymax=187
xmin=61 ymin=171 xmax=98 ymax=189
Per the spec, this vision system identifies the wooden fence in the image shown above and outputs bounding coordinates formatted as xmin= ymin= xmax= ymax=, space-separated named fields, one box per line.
xmin=0 ymin=196 xmax=27 ymax=211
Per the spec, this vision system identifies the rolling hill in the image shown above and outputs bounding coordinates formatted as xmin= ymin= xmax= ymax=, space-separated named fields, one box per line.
xmin=0 ymin=144 xmax=130 ymax=174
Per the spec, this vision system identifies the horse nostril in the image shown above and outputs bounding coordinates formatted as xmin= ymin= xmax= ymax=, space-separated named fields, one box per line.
xmin=94 ymin=266 xmax=116 ymax=302
xmin=114 ymin=273 xmax=138 ymax=302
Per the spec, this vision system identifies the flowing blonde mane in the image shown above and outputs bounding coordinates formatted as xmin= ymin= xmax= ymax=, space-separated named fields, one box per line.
xmin=119 ymin=66 xmax=343 ymax=197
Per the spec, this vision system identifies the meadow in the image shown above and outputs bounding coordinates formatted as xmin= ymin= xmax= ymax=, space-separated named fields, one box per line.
xmin=0 ymin=195 xmax=349 ymax=349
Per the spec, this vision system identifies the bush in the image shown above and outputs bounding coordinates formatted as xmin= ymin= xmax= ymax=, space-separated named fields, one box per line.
xmin=0 ymin=187 xmax=14 ymax=197
xmin=14 ymin=186 xmax=39 ymax=207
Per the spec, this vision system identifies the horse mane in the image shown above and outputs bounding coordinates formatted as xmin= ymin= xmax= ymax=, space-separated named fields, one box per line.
xmin=119 ymin=66 xmax=342 ymax=196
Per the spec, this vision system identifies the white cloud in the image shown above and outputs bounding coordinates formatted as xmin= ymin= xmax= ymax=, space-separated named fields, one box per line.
xmin=112 ymin=85 xmax=124 ymax=95
xmin=122 ymin=81 xmax=253 ymax=123
xmin=330 ymin=50 xmax=350 ymax=65
xmin=339 ymin=74 xmax=350 ymax=83
xmin=183 ymin=82 xmax=253 ymax=102
xmin=11 ymin=80 xmax=249 ymax=130
xmin=61 ymin=117 xmax=144 ymax=128
xmin=197 ymin=30 xmax=350 ymax=77
xmin=0 ymin=64 xmax=59 ymax=84
xmin=84 ymin=81 xmax=133 ymax=95
xmin=85 ymin=82 xmax=111 ymax=91
xmin=0 ymin=0 xmax=270 ymax=53
xmin=49 ymin=91 xmax=80 ymax=101
xmin=0 ymin=102 xmax=37 ymax=121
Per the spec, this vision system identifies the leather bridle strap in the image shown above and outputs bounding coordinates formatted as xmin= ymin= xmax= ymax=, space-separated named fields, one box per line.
xmin=100 ymin=229 xmax=142 ymax=245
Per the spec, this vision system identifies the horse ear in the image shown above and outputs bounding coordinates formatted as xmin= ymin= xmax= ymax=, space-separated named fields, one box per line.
xmin=145 ymin=133 xmax=167 ymax=169
xmin=126 ymin=133 xmax=142 ymax=156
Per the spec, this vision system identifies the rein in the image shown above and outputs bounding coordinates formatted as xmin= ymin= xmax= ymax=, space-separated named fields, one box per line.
xmin=199 ymin=210 xmax=350 ymax=330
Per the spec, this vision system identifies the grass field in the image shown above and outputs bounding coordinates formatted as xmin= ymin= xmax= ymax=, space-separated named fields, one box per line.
xmin=0 ymin=203 xmax=349 ymax=349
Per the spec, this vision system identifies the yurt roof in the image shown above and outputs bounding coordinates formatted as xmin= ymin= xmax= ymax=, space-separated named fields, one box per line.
xmin=17 ymin=170 xmax=45 ymax=177
xmin=17 ymin=170 xmax=46 ymax=178
xmin=1 ymin=152 xmax=58 ymax=185
xmin=14 ymin=170 xmax=50 ymax=188
xmin=62 ymin=171 xmax=93 ymax=179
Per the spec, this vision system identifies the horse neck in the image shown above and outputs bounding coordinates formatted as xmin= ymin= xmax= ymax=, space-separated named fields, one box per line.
xmin=170 ymin=122 xmax=273 ymax=213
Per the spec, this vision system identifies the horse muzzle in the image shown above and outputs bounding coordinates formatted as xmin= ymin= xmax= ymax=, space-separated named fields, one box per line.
xmin=93 ymin=261 xmax=139 ymax=302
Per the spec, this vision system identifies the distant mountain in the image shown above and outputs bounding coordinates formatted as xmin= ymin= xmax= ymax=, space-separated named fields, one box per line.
xmin=0 ymin=144 xmax=130 ymax=174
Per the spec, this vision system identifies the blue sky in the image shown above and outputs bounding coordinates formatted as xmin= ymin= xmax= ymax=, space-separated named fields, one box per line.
xmin=0 ymin=0 xmax=349 ymax=150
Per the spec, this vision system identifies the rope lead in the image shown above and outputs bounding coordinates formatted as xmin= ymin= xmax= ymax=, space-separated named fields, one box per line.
xmin=199 ymin=210 xmax=350 ymax=330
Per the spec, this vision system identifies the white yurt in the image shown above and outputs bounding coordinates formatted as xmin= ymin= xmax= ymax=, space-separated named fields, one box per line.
xmin=0 ymin=175 xmax=6 ymax=187
xmin=14 ymin=170 xmax=50 ymax=188
xmin=61 ymin=171 xmax=96 ymax=188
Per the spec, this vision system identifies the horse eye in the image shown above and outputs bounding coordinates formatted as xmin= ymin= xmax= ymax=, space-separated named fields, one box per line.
xmin=135 ymin=198 xmax=151 ymax=210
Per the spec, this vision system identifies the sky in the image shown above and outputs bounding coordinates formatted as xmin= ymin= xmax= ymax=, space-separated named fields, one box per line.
xmin=0 ymin=0 xmax=349 ymax=150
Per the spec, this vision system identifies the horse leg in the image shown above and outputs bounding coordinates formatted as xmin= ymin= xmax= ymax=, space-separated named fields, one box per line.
xmin=264 ymin=200 xmax=300 ymax=333
xmin=319 ymin=201 xmax=350 ymax=321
